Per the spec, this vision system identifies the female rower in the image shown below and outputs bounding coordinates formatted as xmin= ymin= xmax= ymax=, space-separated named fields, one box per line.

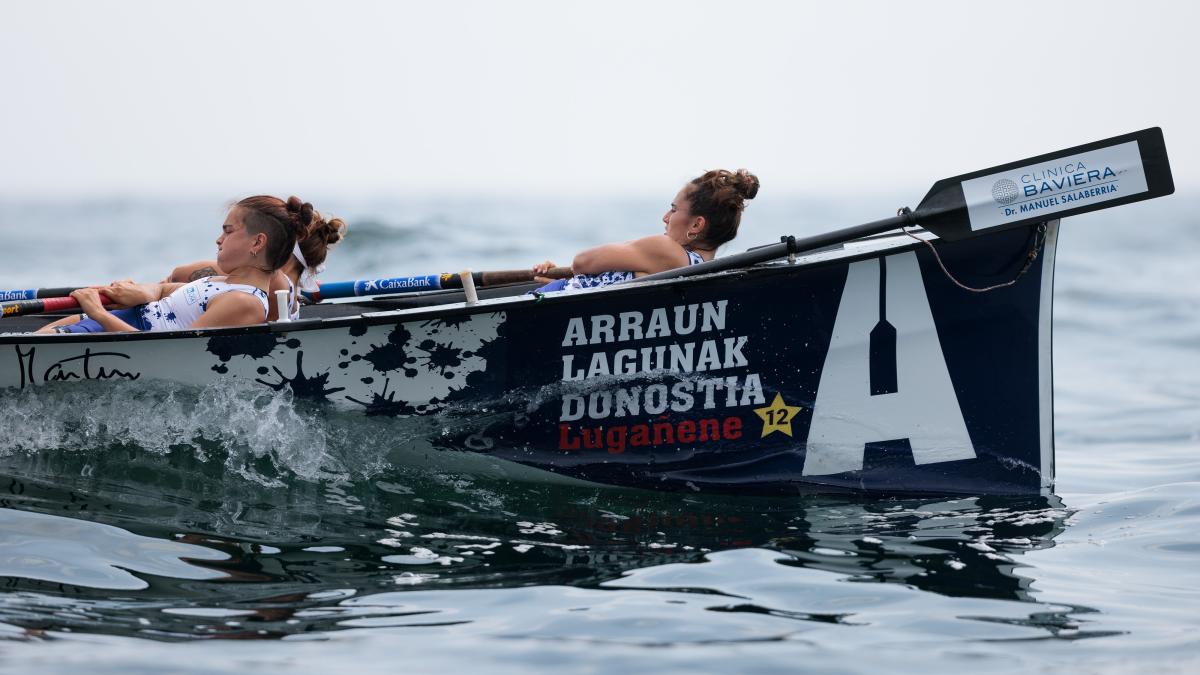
xmin=37 ymin=196 xmax=319 ymax=334
xmin=533 ymin=169 xmax=759 ymax=291
xmin=164 ymin=209 xmax=346 ymax=321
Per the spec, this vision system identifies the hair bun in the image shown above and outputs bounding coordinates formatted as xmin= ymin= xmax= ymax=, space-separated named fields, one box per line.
xmin=325 ymin=217 xmax=347 ymax=245
xmin=685 ymin=168 xmax=758 ymax=251
xmin=285 ymin=195 xmax=316 ymax=229
xmin=731 ymin=169 xmax=760 ymax=200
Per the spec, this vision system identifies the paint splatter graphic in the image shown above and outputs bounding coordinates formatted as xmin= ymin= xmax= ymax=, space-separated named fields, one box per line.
xmin=236 ymin=313 xmax=505 ymax=415
xmin=207 ymin=334 xmax=299 ymax=362
xmin=256 ymin=352 xmax=346 ymax=402
xmin=363 ymin=324 xmax=416 ymax=374
xmin=346 ymin=379 xmax=422 ymax=417
xmin=413 ymin=339 xmax=469 ymax=378
xmin=422 ymin=316 xmax=473 ymax=330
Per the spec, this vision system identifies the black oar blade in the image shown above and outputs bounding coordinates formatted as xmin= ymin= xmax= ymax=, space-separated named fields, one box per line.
xmin=868 ymin=257 xmax=898 ymax=395
xmin=915 ymin=127 xmax=1174 ymax=241
xmin=869 ymin=320 xmax=898 ymax=396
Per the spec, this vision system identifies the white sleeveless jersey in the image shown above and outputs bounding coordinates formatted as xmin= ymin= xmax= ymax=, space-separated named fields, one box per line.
xmin=138 ymin=277 xmax=269 ymax=331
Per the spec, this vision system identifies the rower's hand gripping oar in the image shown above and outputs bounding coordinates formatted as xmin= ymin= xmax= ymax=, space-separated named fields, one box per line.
xmin=635 ymin=127 xmax=1174 ymax=283
xmin=304 ymin=266 xmax=573 ymax=302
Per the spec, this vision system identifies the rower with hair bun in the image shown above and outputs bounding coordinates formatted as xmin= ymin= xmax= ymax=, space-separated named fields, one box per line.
xmin=37 ymin=195 xmax=328 ymax=333
xmin=532 ymin=169 xmax=759 ymax=292
xmin=166 ymin=206 xmax=347 ymax=321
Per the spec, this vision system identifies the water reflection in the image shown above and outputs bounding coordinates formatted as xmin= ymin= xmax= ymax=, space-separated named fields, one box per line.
xmin=0 ymin=447 xmax=1078 ymax=642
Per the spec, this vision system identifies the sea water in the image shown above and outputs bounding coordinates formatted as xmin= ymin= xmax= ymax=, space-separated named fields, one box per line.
xmin=0 ymin=193 xmax=1195 ymax=673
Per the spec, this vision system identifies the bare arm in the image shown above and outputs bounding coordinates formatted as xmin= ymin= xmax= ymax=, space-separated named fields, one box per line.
xmin=101 ymin=280 xmax=182 ymax=307
xmin=189 ymin=292 xmax=268 ymax=330
xmin=165 ymin=260 xmax=223 ymax=284
xmin=572 ymin=234 xmax=691 ymax=276
xmin=69 ymin=288 xmax=139 ymax=332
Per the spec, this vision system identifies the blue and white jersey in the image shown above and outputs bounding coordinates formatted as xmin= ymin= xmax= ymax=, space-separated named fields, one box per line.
xmin=564 ymin=269 xmax=636 ymax=290
xmin=137 ymin=277 xmax=269 ymax=331
xmin=543 ymin=250 xmax=707 ymax=293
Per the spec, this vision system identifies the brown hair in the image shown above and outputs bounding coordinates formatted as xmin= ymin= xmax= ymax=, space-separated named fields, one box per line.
xmin=234 ymin=195 xmax=314 ymax=271
xmin=296 ymin=211 xmax=347 ymax=270
xmin=685 ymin=169 xmax=759 ymax=250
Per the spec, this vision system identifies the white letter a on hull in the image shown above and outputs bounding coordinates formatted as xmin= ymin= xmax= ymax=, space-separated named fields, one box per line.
xmin=804 ymin=252 xmax=975 ymax=476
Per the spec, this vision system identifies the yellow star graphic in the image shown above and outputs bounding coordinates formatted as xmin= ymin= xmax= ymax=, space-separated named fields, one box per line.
xmin=753 ymin=393 xmax=803 ymax=438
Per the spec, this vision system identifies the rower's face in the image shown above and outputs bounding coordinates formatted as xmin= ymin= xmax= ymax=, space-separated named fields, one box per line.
xmin=216 ymin=208 xmax=263 ymax=269
xmin=662 ymin=185 xmax=704 ymax=246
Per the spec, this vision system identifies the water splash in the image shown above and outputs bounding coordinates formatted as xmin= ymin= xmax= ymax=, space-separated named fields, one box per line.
xmin=0 ymin=380 xmax=352 ymax=485
xmin=0 ymin=378 xmax=561 ymax=489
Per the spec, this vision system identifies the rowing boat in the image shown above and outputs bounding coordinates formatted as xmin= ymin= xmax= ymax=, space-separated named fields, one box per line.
xmin=0 ymin=221 xmax=1057 ymax=494
xmin=0 ymin=129 xmax=1175 ymax=495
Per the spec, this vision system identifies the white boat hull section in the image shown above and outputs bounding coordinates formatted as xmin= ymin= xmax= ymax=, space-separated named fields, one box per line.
xmin=3 ymin=312 xmax=508 ymax=415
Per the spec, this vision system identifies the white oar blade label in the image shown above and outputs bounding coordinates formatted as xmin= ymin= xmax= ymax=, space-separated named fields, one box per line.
xmin=962 ymin=140 xmax=1148 ymax=231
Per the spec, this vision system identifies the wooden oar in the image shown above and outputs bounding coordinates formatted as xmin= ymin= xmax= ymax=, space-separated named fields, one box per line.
xmin=635 ymin=127 xmax=1174 ymax=283
xmin=305 ymin=266 xmax=573 ymax=302
xmin=0 ymin=286 xmax=81 ymax=302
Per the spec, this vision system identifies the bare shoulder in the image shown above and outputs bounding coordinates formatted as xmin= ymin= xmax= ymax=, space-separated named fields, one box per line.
xmin=193 ymin=289 xmax=268 ymax=328
xmin=628 ymin=234 xmax=680 ymax=252
xmin=573 ymin=234 xmax=688 ymax=275
xmin=629 ymin=234 xmax=689 ymax=265
xmin=269 ymin=270 xmax=290 ymax=294
xmin=207 ymin=289 xmax=266 ymax=314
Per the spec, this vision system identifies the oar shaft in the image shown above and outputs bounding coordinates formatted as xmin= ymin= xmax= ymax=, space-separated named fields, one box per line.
xmin=634 ymin=213 xmax=916 ymax=283
xmin=1 ymin=295 xmax=111 ymax=318
xmin=476 ymin=267 xmax=572 ymax=286
xmin=0 ymin=287 xmax=79 ymax=302
xmin=305 ymin=267 xmax=573 ymax=302
xmin=312 ymin=274 xmax=444 ymax=302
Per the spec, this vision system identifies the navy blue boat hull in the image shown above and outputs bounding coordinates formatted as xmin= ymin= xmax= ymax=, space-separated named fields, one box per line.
xmin=458 ymin=223 xmax=1056 ymax=495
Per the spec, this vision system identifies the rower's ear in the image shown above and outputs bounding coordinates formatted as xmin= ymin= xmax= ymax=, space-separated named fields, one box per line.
xmin=249 ymin=231 xmax=268 ymax=254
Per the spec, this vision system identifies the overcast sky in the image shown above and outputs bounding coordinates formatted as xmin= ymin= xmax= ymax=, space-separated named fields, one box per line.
xmin=0 ymin=0 xmax=1195 ymax=199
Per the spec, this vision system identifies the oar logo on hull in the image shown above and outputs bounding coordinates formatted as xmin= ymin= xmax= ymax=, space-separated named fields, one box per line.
xmin=804 ymin=251 xmax=976 ymax=475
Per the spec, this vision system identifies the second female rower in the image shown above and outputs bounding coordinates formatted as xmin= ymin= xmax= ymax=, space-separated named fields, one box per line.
xmin=165 ymin=209 xmax=345 ymax=321
xmin=533 ymin=169 xmax=759 ymax=291
xmin=37 ymin=195 xmax=321 ymax=333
